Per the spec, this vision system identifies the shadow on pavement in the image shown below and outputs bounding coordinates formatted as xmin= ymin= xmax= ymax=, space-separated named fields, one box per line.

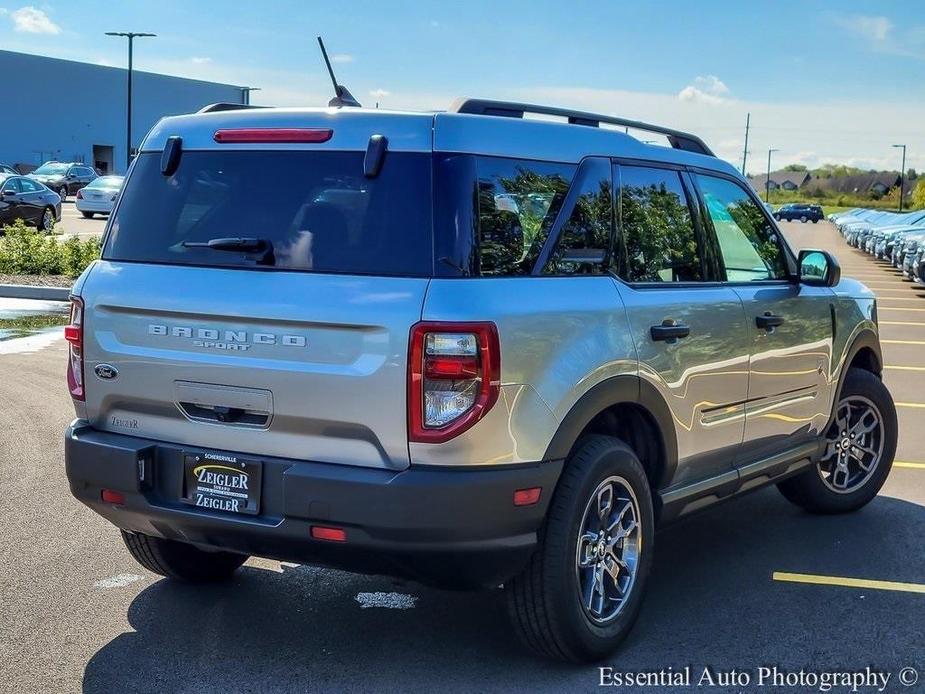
xmin=82 ymin=488 xmax=925 ymax=693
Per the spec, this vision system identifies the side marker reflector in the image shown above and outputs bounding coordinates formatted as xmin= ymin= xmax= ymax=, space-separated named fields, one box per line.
xmin=513 ymin=487 xmax=542 ymax=506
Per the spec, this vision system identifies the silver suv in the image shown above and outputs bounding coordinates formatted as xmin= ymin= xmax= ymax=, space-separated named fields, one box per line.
xmin=64 ymin=99 xmax=897 ymax=662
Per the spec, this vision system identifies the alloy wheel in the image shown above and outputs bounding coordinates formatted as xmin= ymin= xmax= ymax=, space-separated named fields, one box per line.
xmin=819 ymin=396 xmax=884 ymax=494
xmin=42 ymin=209 xmax=54 ymax=231
xmin=575 ymin=475 xmax=641 ymax=625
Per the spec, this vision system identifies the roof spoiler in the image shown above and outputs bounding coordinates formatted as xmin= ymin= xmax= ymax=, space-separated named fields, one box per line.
xmin=449 ymin=98 xmax=715 ymax=157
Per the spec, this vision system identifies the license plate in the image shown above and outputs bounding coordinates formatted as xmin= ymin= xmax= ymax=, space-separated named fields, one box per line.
xmin=183 ymin=452 xmax=262 ymax=515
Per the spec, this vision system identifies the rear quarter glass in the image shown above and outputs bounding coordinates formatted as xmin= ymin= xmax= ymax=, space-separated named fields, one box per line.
xmin=104 ymin=151 xmax=434 ymax=277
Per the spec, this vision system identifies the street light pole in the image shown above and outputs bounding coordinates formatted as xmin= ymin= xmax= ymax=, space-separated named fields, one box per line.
xmin=239 ymin=86 xmax=261 ymax=105
xmin=106 ymin=31 xmax=156 ymax=171
xmin=766 ymin=148 xmax=778 ymax=204
xmin=893 ymin=144 xmax=907 ymax=212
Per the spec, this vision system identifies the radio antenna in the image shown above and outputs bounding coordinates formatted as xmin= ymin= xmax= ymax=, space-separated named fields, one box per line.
xmin=317 ymin=36 xmax=361 ymax=108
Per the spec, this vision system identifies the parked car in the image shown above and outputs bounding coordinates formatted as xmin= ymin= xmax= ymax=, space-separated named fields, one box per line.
xmin=0 ymin=173 xmax=61 ymax=231
xmin=27 ymin=161 xmax=98 ymax=202
xmin=75 ymin=175 xmax=124 ymax=218
xmin=63 ymin=98 xmax=897 ymax=663
xmin=0 ymin=163 xmax=18 ymax=175
xmin=774 ymin=203 xmax=823 ymax=223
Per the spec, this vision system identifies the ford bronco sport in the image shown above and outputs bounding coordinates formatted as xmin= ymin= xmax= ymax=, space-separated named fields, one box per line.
xmin=64 ymin=98 xmax=897 ymax=662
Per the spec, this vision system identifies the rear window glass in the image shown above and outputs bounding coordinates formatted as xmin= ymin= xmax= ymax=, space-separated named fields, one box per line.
xmin=104 ymin=151 xmax=433 ymax=276
xmin=476 ymin=157 xmax=573 ymax=275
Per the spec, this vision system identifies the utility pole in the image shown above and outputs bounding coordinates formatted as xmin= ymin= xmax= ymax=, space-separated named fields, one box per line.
xmin=239 ymin=86 xmax=261 ymax=105
xmin=106 ymin=31 xmax=156 ymax=171
xmin=766 ymin=148 xmax=778 ymax=204
xmin=893 ymin=144 xmax=907 ymax=212
xmin=741 ymin=112 xmax=750 ymax=175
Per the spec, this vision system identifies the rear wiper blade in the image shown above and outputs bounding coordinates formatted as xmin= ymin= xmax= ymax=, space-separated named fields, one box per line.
xmin=182 ymin=237 xmax=275 ymax=265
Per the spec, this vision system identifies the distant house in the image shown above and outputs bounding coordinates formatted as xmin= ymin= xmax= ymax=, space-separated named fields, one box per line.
xmin=748 ymin=170 xmax=811 ymax=191
xmin=812 ymin=172 xmax=903 ymax=197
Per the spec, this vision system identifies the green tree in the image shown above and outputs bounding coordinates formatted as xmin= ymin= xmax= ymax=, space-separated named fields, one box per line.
xmin=783 ymin=164 xmax=807 ymax=172
xmin=913 ymin=179 xmax=925 ymax=210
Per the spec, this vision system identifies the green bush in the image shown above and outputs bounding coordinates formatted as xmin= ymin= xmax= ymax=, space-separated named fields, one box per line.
xmin=0 ymin=219 xmax=101 ymax=277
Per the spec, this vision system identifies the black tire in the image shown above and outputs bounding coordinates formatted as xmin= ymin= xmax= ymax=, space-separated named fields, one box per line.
xmin=37 ymin=206 xmax=55 ymax=232
xmin=812 ymin=219 xmax=818 ymax=224
xmin=778 ymin=368 xmax=896 ymax=514
xmin=773 ymin=214 xmax=781 ymax=221
xmin=58 ymin=186 xmax=67 ymax=202
xmin=506 ymin=435 xmax=654 ymax=662
xmin=81 ymin=211 xmax=94 ymax=219
xmin=121 ymin=530 xmax=248 ymax=582
xmin=800 ymin=215 xmax=808 ymax=223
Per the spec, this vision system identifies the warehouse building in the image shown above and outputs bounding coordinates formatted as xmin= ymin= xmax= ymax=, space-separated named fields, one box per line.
xmin=0 ymin=49 xmax=245 ymax=174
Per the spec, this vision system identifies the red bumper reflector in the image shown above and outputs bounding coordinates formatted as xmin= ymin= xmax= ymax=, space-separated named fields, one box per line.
xmin=311 ymin=526 xmax=347 ymax=542
xmin=213 ymin=128 xmax=333 ymax=144
xmin=101 ymin=489 xmax=125 ymax=505
xmin=513 ymin=487 xmax=542 ymax=506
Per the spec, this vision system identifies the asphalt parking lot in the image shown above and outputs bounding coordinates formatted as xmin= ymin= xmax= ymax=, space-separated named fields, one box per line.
xmin=57 ymin=200 xmax=108 ymax=239
xmin=1 ymin=221 xmax=924 ymax=693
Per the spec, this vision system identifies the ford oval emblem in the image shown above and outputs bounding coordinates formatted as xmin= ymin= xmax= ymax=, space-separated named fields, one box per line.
xmin=94 ymin=363 xmax=118 ymax=380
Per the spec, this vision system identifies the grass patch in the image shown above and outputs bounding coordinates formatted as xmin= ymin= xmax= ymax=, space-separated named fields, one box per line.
xmin=0 ymin=314 xmax=68 ymax=331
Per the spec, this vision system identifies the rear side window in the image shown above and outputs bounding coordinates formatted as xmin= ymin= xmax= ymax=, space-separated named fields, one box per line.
xmin=615 ymin=165 xmax=702 ymax=283
xmin=476 ymin=157 xmax=573 ymax=276
xmin=104 ymin=151 xmax=433 ymax=276
xmin=543 ymin=158 xmax=613 ymax=275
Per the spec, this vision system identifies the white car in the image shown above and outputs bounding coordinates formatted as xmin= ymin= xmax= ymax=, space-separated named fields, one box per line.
xmin=75 ymin=175 xmax=124 ymax=218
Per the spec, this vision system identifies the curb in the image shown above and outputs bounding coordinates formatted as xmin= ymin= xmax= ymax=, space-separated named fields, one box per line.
xmin=0 ymin=284 xmax=71 ymax=301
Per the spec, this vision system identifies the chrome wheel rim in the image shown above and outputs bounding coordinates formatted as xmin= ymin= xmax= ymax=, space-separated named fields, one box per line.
xmin=819 ymin=396 xmax=884 ymax=494
xmin=575 ymin=475 xmax=641 ymax=625
xmin=43 ymin=209 xmax=53 ymax=230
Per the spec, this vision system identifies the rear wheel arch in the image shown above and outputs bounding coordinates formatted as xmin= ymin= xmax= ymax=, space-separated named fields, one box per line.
xmin=543 ymin=376 xmax=678 ymax=494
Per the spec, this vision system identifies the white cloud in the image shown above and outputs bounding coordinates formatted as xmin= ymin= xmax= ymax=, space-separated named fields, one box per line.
xmin=833 ymin=14 xmax=893 ymax=42
xmin=9 ymin=6 xmax=60 ymax=34
xmin=190 ymin=56 xmax=212 ymax=65
xmin=678 ymin=75 xmax=730 ymax=105
xmin=332 ymin=53 xmax=353 ymax=63
xmin=369 ymin=88 xmax=390 ymax=99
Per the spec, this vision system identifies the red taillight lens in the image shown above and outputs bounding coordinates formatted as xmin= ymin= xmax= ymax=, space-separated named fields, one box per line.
xmin=513 ymin=487 xmax=542 ymax=506
xmin=65 ymin=296 xmax=85 ymax=401
xmin=213 ymin=128 xmax=333 ymax=144
xmin=101 ymin=489 xmax=125 ymax=505
xmin=310 ymin=526 xmax=347 ymax=542
xmin=408 ymin=322 xmax=500 ymax=444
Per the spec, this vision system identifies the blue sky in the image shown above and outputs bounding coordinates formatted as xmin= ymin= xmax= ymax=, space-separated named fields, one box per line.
xmin=1 ymin=1 xmax=923 ymax=172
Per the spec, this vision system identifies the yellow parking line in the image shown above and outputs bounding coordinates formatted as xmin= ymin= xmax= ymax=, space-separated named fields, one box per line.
xmin=895 ymin=461 xmax=925 ymax=470
xmin=879 ymin=321 xmax=925 ymax=326
xmin=873 ymin=296 xmax=925 ymax=301
xmin=884 ymin=365 xmax=925 ymax=371
xmin=773 ymin=571 xmax=925 ymax=594
xmin=879 ymin=307 xmax=925 ymax=312
xmin=895 ymin=402 xmax=925 ymax=409
xmin=882 ymin=339 xmax=925 ymax=345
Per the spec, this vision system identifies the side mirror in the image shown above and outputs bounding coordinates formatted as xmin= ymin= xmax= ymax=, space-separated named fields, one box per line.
xmin=799 ymin=249 xmax=840 ymax=287
xmin=1 ymin=190 xmax=16 ymax=200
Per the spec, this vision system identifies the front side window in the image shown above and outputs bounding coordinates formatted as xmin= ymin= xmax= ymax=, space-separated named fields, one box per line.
xmin=544 ymin=159 xmax=613 ymax=275
xmin=476 ymin=157 xmax=573 ymax=276
xmin=2 ymin=178 xmax=21 ymax=194
xmin=696 ymin=174 xmax=788 ymax=282
xmin=615 ymin=165 xmax=701 ymax=282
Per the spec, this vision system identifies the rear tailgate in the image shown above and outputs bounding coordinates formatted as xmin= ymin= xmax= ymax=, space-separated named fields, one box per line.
xmin=77 ymin=109 xmax=436 ymax=470
xmin=80 ymin=265 xmax=426 ymax=469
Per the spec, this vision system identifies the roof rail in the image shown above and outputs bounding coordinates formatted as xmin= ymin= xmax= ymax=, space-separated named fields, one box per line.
xmin=197 ymin=103 xmax=269 ymax=114
xmin=449 ymin=98 xmax=714 ymax=157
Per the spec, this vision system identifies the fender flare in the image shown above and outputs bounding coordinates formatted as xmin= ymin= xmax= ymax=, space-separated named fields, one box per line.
xmin=542 ymin=374 xmax=679 ymax=490
xmin=827 ymin=328 xmax=883 ymax=428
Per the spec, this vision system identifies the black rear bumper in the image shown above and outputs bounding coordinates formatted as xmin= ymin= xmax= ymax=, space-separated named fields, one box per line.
xmin=64 ymin=421 xmax=562 ymax=588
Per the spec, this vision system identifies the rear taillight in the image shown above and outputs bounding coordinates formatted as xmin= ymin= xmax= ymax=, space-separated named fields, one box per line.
xmin=408 ymin=322 xmax=500 ymax=443
xmin=76 ymin=189 xmax=83 ymax=199
xmin=65 ymin=296 xmax=84 ymax=401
